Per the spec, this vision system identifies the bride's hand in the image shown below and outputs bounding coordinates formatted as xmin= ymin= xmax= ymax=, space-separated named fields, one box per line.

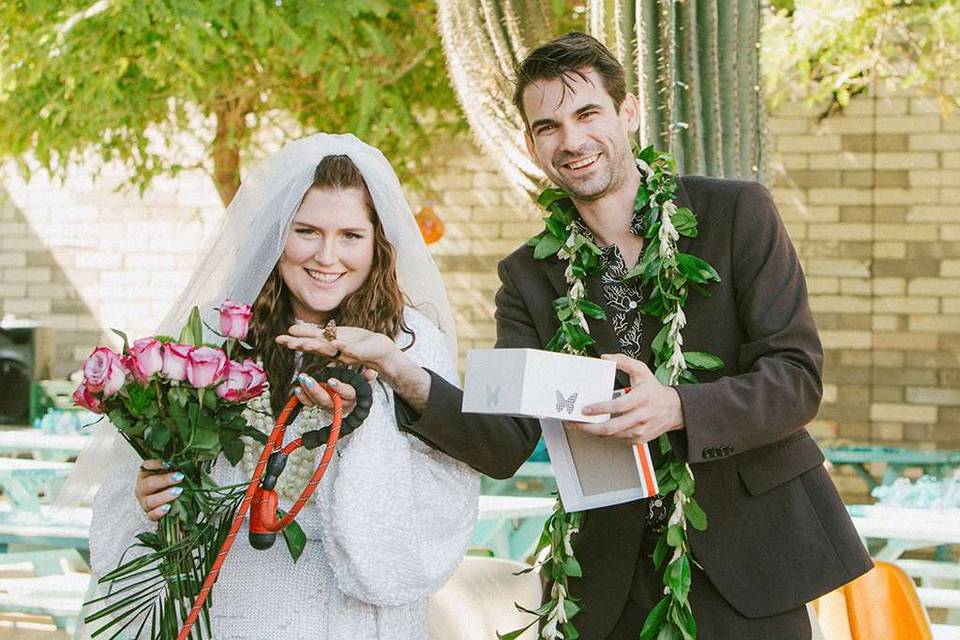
xmin=292 ymin=369 xmax=377 ymax=414
xmin=134 ymin=460 xmax=183 ymax=521
xmin=275 ymin=324 xmax=401 ymax=375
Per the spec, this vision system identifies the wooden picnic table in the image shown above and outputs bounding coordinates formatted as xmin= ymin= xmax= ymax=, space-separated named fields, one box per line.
xmin=474 ymin=495 xmax=555 ymax=560
xmin=0 ymin=429 xmax=87 ymax=461
xmin=0 ymin=458 xmax=74 ymax=512
xmin=847 ymin=504 xmax=960 ymax=560
xmin=823 ymin=446 xmax=960 ymax=491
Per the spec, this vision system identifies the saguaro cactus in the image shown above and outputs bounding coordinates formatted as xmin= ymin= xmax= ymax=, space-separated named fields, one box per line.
xmin=436 ymin=0 xmax=559 ymax=195
xmin=588 ymin=0 xmax=767 ymax=180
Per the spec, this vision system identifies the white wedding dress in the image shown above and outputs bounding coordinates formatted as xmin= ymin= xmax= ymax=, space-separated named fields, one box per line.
xmin=87 ymin=308 xmax=480 ymax=639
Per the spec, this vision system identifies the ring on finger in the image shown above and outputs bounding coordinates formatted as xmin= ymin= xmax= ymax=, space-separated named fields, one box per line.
xmin=331 ymin=348 xmax=342 ymax=360
xmin=323 ymin=319 xmax=337 ymax=341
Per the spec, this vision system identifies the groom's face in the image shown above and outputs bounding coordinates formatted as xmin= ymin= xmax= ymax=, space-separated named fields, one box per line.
xmin=522 ymin=68 xmax=639 ymax=201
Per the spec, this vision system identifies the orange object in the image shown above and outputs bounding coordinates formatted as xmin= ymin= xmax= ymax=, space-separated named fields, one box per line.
xmin=416 ymin=206 xmax=444 ymax=244
xmin=176 ymin=389 xmax=343 ymax=640
xmin=811 ymin=561 xmax=932 ymax=640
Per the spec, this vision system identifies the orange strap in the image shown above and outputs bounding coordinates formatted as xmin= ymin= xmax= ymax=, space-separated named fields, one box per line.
xmin=176 ymin=386 xmax=342 ymax=640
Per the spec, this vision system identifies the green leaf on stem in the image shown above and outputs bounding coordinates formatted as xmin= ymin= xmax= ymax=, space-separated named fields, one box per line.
xmin=110 ymin=328 xmax=130 ymax=352
xmin=683 ymin=498 xmax=708 ymax=531
xmin=534 ymin=233 xmax=564 ymax=259
xmin=676 ymin=253 xmax=721 ymax=284
xmin=179 ymin=307 xmax=204 ymax=346
xmin=221 ymin=435 xmax=244 ymax=466
xmin=671 ymin=207 xmax=698 ymax=237
xmin=652 ymin=533 xmax=668 ymax=570
xmin=278 ymin=512 xmax=306 ymax=563
xmin=537 ymin=187 xmax=569 ymax=209
xmin=640 ymin=596 xmax=670 ymax=640
xmin=683 ymin=351 xmax=724 ymax=371
xmin=668 ymin=554 xmax=692 ymax=603
xmin=563 ymin=555 xmax=583 ymax=577
xmin=666 ymin=523 xmax=684 ymax=548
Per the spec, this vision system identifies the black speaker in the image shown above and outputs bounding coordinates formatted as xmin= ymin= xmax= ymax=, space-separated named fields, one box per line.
xmin=0 ymin=321 xmax=53 ymax=425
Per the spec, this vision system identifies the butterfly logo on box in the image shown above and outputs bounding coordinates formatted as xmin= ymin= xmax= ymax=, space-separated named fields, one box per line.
xmin=555 ymin=390 xmax=578 ymax=414
xmin=485 ymin=385 xmax=500 ymax=408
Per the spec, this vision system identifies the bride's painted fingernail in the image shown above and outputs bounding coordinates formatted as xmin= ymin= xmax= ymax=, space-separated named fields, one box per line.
xmin=297 ymin=373 xmax=314 ymax=387
xmin=327 ymin=379 xmax=338 ymax=387
xmin=159 ymin=504 xmax=171 ymax=514
xmin=169 ymin=487 xmax=183 ymax=497
xmin=170 ymin=472 xmax=184 ymax=482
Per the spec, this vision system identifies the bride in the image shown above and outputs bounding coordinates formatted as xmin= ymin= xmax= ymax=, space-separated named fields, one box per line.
xmin=67 ymin=133 xmax=479 ymax=639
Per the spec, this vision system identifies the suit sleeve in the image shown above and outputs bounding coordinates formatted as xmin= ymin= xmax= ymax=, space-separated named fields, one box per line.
xmin=675 ymin=182 xmax=824 ymax=463
xmin=399 ymin=259 xmax=542 ymax=479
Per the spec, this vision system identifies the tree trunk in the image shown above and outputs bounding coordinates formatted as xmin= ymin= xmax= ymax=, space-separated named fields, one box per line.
xmin=212 ymin=101 xmax=250 ymax=207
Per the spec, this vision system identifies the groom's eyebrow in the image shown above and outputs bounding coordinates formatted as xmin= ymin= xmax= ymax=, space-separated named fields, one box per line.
xmin=529 ymin=103 xmax=604 ymax=131
xmin=529 ymin=116 xmax=558 ymax=131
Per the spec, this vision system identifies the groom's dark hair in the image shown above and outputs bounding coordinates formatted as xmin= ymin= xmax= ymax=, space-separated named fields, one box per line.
xmin=512 ymin=31 xmax=626 ymax=127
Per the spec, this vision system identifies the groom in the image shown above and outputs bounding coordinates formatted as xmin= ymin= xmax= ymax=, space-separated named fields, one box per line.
xmin=395 ymin=32 xmax=871 ymax=639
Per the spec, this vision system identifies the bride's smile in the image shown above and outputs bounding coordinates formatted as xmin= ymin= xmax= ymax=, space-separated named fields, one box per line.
xmin=279 ymin=187 xmax=375 ymax=324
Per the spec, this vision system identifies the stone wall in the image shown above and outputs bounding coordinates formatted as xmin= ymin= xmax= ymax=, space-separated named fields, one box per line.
xmin=1 ymin=87 xmax=957 ymax=499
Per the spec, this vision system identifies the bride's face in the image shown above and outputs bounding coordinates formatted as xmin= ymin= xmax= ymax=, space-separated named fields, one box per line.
xmin=278 ymin=187 xmax=376 ymax=324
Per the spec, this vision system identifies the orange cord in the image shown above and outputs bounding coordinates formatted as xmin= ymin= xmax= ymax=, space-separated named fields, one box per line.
xmin=176 ymin=385 xmax=343 ymax=640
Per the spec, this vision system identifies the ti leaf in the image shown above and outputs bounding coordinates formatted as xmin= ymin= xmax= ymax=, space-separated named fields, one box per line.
xmin=278 ymin=512 xmax=306 ymax=563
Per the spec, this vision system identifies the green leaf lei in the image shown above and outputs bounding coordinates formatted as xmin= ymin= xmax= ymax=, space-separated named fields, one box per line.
xmin=500 ymin=147 xmax=723 ymax=640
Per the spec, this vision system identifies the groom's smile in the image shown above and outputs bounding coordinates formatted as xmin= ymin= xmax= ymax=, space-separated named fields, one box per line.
xmin=521 ymin=68 xmax=638 ymax=202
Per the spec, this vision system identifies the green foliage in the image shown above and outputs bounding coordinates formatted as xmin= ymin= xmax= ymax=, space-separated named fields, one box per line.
xmin=764 ymin=0 xmax=960 ymax=117
xmin=0 ymin=0 xmax=465 ymax=203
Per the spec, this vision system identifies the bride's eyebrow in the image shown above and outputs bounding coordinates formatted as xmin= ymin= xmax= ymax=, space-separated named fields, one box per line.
xmin=292 ymin=221 xmax=369 ymax=233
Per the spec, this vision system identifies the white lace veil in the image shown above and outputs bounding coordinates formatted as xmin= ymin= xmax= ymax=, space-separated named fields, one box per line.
xmin=56 ymin=132 xmax=457 ymax=508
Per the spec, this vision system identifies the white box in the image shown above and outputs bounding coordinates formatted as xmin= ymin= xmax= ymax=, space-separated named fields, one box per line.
xmin=462 ymin=348 xmax=659 ymax=511
xmin=462 ymin=348 xmax=616 ymax=423
xmin=541 ymin=413 xmax=659 ymax=512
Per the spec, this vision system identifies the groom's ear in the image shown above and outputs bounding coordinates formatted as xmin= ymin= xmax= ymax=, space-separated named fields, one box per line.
xmin=620 ymin=92 xmax=641 ymax=134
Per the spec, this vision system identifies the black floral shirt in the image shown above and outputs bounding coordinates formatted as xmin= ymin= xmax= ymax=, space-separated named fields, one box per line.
xmin=571 ymin=215 xmax=645 ymax=360
xmin=573 ymin=214 xmax=670 ymax=526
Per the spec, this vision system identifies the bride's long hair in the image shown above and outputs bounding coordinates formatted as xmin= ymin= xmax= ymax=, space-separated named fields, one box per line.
xmin=248 ymin=154 xmax=414 ymax=413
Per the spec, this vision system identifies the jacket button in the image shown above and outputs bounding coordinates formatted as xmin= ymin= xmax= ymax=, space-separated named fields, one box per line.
xmin=702 ymin=448 xmax=713 ymax=458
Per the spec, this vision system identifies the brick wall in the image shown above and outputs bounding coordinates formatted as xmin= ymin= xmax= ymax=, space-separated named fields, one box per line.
xmin=1 ymin=88 xmax=956 ymax=493
xmin=0 ymin=165 xmax=223 ymax=377
xmin=768 ymin=87 xmax=960 ymax=498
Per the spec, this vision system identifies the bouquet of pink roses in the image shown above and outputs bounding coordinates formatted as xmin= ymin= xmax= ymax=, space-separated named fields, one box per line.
xmin=75 ymin=301 xmax=284 ymax=640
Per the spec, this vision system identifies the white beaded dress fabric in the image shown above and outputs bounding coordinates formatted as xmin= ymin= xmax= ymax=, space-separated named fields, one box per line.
xmin=87 ymin=308 xmax=480 ymax=639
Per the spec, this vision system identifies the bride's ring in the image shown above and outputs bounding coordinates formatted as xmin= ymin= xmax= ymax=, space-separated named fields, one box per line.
xmin=323 ymin=319 xmax=337 ymax=342
xmin=331 ymin=348 xmax=342 ymax=360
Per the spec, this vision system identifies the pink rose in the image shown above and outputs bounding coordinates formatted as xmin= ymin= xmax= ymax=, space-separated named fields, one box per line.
xmin=240 ymin=359 xmax=267 ymax=399
xmin=216 ymin=361 xmax=251 ymax=402
xmin=124 ymin=337 xmax=164 ymax=384
xmin=162 ymin=343 xmax=193 ymax=381
xmin=72 ymin=383 xmax=103 ymax=414
xmin=81 ymin=347 xmax=127 ymax=398
xmin=216 ymin=359 xmax=267 ymax=402
xmin=219 ymin=300 xmax=253 ymax=340
xmin=186 ymin=346 xmax=228 ymax=388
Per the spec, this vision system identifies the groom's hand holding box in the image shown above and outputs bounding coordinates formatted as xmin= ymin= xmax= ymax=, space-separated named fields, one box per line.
xmin=462 ymin=348 xmax=658 ymax=511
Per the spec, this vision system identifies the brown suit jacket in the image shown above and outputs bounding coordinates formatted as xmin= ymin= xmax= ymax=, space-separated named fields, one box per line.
xmin=404 ymin=176 xmax=872 ymax=638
